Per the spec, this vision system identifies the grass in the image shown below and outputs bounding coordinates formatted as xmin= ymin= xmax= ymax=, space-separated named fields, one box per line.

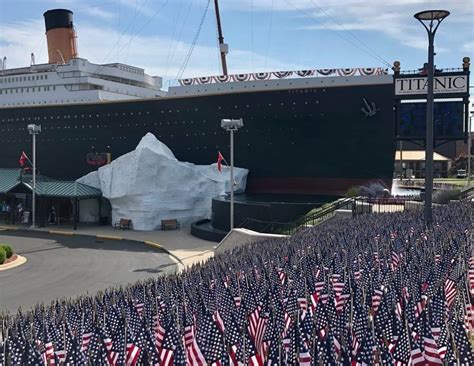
xmin=434 ymin=178 xmax=472 ymax=187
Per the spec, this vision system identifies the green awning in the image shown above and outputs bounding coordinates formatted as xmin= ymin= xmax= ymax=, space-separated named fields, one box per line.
xmin=22 ymin=181 xmax=101 ymax=199
xmin=0 ymin=169 xmax=21 ymax=194
xmin=0 ymin=168 xmax=101 ymax=199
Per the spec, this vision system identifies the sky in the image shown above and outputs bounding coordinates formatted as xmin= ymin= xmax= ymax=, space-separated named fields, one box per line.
xmin=0 ymin=0 xmax=473 ymax=89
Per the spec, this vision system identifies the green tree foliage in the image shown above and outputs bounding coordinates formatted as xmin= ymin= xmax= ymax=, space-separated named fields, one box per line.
xmin=1 ymin=244 xmax=13 ymax=258
xmin=0 ymin=247 xmax=6 ymax=264
xmin=449 ymin=154 xmax=474 ymax=177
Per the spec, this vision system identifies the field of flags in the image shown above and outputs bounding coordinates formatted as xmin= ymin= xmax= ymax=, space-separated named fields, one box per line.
xmin=1 ymin=200 xmax=473 ymax=365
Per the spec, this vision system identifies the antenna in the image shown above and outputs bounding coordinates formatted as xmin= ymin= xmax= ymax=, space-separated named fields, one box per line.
xmin=213 ymin=0 xmax=229 ymax=76
xmin=2 ymin=57 xmax=6 ymax=71
xmin=31 ymin=53 xmax=36 ymax=66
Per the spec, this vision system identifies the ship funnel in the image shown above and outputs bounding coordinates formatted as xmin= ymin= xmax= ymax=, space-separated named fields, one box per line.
xmin=43 ymin=9 xmax=78 ymax=64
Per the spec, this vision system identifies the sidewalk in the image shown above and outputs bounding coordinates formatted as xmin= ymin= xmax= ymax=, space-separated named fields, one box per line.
xmin=0 ymin=224 xmax=216 ymax=270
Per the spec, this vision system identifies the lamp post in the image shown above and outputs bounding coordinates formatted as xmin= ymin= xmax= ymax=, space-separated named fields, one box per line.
xmin=27 ymin=124 xmax=41 ymax=228
xmin=469 ymin=111 xmax=473 ymax=186
xmin=221 ymin=118 xmax=243 ymax=231
xmin=414 ymin=9 xmax=450 ymax=226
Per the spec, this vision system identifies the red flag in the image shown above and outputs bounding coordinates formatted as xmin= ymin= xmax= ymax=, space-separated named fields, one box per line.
xmin=19 ymin=151 xmax=29 ymax=167
xmin=217 ymin=151 xmax=224 ymax=172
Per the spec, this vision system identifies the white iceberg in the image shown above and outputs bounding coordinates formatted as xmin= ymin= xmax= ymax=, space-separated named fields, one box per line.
xmin=77 ymin=133 xmax=248 ymax=230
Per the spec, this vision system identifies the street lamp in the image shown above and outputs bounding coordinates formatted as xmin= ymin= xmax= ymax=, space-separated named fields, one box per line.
xmin=414 ymin=9 xmax=450 ymax=226
xmin=27 ymin=124 xmax=41 ymax=227
xmin=469 ymin=111 xmax=473 ymax=186
xmin=221 ymin=118 xmax=243 ymax=231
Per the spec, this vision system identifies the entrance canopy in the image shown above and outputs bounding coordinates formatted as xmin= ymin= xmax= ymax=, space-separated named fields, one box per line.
xmin=0 ymin=168 xmax=101 ymax=198
xmin=0 ymin=168 xmax=102 ymax=229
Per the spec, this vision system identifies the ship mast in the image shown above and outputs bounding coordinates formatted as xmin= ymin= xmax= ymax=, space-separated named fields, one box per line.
xmin=213 ymin=0 xmax=228 ymax=76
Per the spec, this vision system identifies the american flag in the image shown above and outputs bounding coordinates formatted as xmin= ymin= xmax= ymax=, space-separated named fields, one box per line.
xmin=2 ymin=201 xmax=473 ymax=365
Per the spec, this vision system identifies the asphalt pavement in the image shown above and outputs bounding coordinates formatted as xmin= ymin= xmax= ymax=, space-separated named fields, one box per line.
xmin=0 ymin=231 xmax=177 ymax=313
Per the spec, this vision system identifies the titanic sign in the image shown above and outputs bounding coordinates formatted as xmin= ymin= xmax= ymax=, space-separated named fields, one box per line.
xmin=394 ymin=74 xmax=467 ymax=96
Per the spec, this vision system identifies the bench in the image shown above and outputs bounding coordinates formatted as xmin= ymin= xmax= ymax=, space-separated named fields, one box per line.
xmin=161 ymin=219 xmax=180 ymax=231
xmin=114 ymin=218 xmax=132 ymax=230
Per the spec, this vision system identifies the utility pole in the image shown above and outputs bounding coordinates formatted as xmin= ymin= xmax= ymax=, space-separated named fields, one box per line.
xmin=27 ymin=124 xmax=41 ymax=228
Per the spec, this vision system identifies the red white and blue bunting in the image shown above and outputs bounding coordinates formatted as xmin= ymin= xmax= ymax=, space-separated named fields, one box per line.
xmin=178 ymin=67 xmax=388 ymax=86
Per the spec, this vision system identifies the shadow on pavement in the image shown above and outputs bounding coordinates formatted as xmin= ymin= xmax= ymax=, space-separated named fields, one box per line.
xmin=132 ymin=262 xmax=176 ymax=274
xmin=0 ymin=230 xmax=167 ymax=254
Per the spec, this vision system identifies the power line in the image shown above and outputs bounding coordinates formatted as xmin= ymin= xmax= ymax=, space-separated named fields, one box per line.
xmin=175 ymin=0 xmax=211 ymax=81
xmin=285 ymin=0 xmax=392 ymax=68
xmin=308 ymin=0 xmax=392 ymax=67
xmin=97 ymin=0 xmax=150 ymax=66
xmin=264 ymin=0 xmax=275 ymax=69
xmin=91 ymin=0 xmax=167 ymax=77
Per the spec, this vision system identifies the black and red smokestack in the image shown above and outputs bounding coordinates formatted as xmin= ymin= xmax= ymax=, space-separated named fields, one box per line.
xmin=43 ymin=9 xmax=78 ymax=64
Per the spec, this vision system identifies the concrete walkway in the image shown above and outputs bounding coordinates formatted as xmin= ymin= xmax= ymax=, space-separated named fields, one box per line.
xmin=0 ymin=224 xmax=216 ymax=270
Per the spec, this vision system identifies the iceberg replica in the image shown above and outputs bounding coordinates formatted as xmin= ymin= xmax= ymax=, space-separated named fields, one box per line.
xmin=77 ymin=133 xmax=248 ymax=230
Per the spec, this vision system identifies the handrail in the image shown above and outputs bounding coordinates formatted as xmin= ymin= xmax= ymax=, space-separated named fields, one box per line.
xmin=455 ymin=185 xmax=474 ymax=200
xmin=237 ymin=197 xmax=354 ymax=235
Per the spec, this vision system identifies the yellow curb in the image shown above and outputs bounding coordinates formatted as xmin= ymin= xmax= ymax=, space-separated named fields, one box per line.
xmin=96 ymin=235 xmax=123 ymax=241
xmin=48 ymin=230 xmax=74 ymax=236
xmin=0 ymin=226 xmax=19 ymax=231
xmin=0 ymin=255 xmax=27 ymax=271
xmin=144 ymin=240 xmax=163 ymax=249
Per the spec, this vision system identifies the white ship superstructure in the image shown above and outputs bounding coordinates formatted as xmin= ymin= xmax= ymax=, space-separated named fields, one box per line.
xmin=0 ymin=9 xmax=165 ymax=108
xmin=0 ymin=58 xmax=165 ymax=108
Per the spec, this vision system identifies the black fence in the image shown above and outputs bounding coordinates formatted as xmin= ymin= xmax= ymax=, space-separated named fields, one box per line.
xmin=237 ymin=196 xmax=427 ymax=235
xmin=351 ymin=197 xmax=421 ymax=216
xmin=239 ymin=198 xmax=354 ymax=235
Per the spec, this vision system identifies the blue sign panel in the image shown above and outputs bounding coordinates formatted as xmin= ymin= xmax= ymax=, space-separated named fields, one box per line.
xmin=398 ymin=101 xmax=465 ymax=140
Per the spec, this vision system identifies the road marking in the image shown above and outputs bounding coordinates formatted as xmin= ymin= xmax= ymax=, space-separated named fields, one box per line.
xmin=96 ymin=235 xmax=123 ymax=241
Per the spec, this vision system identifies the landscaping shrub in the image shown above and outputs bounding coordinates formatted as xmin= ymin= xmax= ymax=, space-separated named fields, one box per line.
xmin=0 ymin=247 xmax=6 ymax=265
xmin=1 ymin=244 xmax=13 ymax=258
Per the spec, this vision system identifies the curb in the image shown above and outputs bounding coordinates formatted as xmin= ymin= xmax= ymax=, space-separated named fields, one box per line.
xmin=0 ymin=226 xmax=185 ymax=273
xmin=0 ymin=255 xmax=27 ymax=271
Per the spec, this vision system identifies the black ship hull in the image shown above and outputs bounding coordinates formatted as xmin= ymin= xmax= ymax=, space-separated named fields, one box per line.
xmin=0 ymin=83 xmax=395 ymax=195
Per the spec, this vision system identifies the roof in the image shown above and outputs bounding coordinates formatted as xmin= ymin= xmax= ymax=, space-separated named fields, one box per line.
xmin=0 ymin=169 xmax=21 ymax=194
xmin=22 ymin=181 xmax=101 ymax=199
xmin=0 ymin=168 xmax=101 ymax=198
xmin=395 ymin=150 xmax=452 ymax=161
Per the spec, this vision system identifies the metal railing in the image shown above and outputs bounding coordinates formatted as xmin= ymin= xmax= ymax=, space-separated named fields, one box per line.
xmin=456 ymin=185 xmax=474 ymax=200
xmin=238 ymin=197 xmax=354 ymax=235
xmin=351 ymin=197 xmax=415 ymax=216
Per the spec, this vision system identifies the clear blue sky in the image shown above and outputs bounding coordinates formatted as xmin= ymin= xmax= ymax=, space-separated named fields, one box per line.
xmin=0 ymin=0 xmax=473 ymax=86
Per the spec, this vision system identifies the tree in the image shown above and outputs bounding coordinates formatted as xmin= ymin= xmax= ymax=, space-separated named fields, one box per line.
xmin=449 ymin=154 xmax=474 ymax=177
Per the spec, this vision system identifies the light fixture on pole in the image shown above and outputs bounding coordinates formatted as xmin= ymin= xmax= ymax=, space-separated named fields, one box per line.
xmin=414 ymin=9 xmax=450 ymax=226
xmin=221 ymin=118 xmax=243 ymax=231
xmin=469 ymin=111 xmax=473 ymax=186
xmin=27 ymin=123 xmax=41 ymax=228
